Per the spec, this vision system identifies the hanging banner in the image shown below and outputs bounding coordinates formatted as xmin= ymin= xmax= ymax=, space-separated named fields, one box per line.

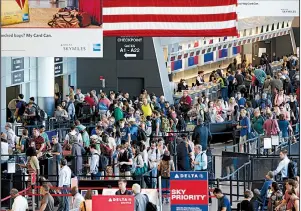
xmin=170 ymin=171 xmax=209 ymax=211
xmin=237 ymin=0 xmax=299 ymax=18
xmin=2 ymin=28 xmax=103 ymax=57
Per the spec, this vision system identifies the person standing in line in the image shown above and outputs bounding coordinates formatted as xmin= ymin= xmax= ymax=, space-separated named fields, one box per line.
xmin=115 ymin=179 xmax=133 ymax=195
xmin=1 ymin=133 xmax=9 ymax=171
xmin=71 ymin=186 xmax=85 ymax=210
xmin=10 ymin=188 xmax=28 ymax=211
xmin=5 ymin=122 xmax=16 ymax=154
xmin=237 ymin=109 xmax=250 ymax=153
xmin=132 ymin=184 xmax=148 ymax=211
xmin=57 ymin=159 xmax=72 ymax=211
xmin=39 ymin=184 xmax=55 ymax=211
xmin=272 ymin=150 xmax=290 ymax=180
xmin=193 ymin=145 xmax=207 ymax=171
xmin=51 ymin=135 xmax=62 ymax=184
xmin=213 ymin=188 xmax=232 ymax=211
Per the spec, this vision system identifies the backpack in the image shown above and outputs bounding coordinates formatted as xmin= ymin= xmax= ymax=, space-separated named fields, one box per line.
xmin=35 ymin=105 xmax=46 ymax=122
xmin=287 ymin=159 xmax=298 ymax=179
xmin=137 ymin=127 xmax=147 ymax=142
xmin=222 ymin=77 xmax=228 ymax=87
xmin=144 ymin=194 xmax=157 ymax=211
xmin=95 ymin=153 xmax=109 ymax=171
xmin=68 ymin=132 xmax=79 ymax=145
xmin=176 ymin=116 xmax=186 ymax=131
xmin=160 ymin=160 xmax=170 ymax=178
xmin=23 ymin=137 xmax=31 ymax=152
xmin=161 ymin=117 xmax=170 ymax=132
xmin=100 ymin=143 xmax=113 ymax=157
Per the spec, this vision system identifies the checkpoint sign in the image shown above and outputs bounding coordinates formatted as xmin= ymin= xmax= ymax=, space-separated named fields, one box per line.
xmin=116 ymin=37 xmax=144 ymax=60
xmin=92 ymin=195 xmax=134 ymax=211
xmin=170 ymin=171 xmax=209 ymax=211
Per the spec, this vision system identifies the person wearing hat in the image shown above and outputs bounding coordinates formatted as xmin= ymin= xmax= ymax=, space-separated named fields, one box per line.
xmin=40 ymin=125 xmax=51 ymax=150
xmin=75 ymin=120 xmax=90 ymax=148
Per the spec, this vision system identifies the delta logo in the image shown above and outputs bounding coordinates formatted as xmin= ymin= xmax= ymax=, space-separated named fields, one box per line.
xmin=15 ymin=0 xmax=26 ymax=9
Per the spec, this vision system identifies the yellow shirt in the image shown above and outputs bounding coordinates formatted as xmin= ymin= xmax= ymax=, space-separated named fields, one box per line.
xmin=141 ymin=104 xmax=152 ymax=117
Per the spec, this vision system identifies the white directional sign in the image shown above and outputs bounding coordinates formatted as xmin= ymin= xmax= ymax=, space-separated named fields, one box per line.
xmin=116 ymin=37 xmax=144 ymax=60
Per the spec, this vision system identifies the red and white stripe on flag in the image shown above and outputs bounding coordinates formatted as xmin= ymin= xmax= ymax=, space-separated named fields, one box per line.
xmin=103 ymin=0 xmax=238 ymax=37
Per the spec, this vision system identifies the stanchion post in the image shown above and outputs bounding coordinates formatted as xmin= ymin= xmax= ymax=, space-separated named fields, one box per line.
xmin=158 ymin=176 xmax=163 ymax=211
xmin=31 ymin=173 xmax=36 ymax=211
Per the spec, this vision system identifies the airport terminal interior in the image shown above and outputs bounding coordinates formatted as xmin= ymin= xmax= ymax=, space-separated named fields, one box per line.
xmin=0 ymin=6 xmax=300 ymax=211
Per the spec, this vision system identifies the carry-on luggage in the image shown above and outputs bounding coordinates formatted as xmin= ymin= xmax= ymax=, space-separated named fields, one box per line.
xmin=79 ymin=0 xmax=102 ymax=26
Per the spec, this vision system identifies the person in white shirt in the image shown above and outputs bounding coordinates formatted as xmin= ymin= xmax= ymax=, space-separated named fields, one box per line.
xmin=1 ymin=133 xmax=9 ymax=164
xmin=87 ymin=144 xmax=102 ymax=180
xmin=5 ymin=122 xmax=16 ymax=154
xmin=148 ymin=141 xmax=161 ymax=188
xmin=193 ymin=145 xmax=208 ymax=171
xmin=58 ymin=159 xmax=72 ymax=211
xmin=71 ymin=186 xmax=84 ymax=210
xmin=10 ymin=188 xmax=28 ymax=211
xmin=273 ymin=150 xmax=290 ymax=179
xmin=64 ymin=125 xmax=83 ymax=146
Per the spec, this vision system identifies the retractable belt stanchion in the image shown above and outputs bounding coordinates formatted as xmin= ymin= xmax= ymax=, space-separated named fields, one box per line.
xmin=31 ymin=173 xmax=36 ymax=211
xmin=158 ymin=176 xmax=163 ymax=211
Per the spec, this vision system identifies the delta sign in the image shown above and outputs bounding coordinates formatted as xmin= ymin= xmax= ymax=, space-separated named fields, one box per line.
xmin=170 ymin=171 xmax=209 ymax=211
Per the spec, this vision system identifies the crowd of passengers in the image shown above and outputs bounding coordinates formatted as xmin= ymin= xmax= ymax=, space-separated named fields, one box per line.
xmin=1 ymin=53 xmax=299 ymax=211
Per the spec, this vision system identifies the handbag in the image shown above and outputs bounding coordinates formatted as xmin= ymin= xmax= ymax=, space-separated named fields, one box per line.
xmin=134 ymin=155 xmax=147 ymax=176
xmin=48 ymin=8 xmax=80 ymax=28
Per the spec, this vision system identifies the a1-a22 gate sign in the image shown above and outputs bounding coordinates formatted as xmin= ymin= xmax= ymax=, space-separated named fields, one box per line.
xmin=170 ymin=171 xmax=209 ymax=211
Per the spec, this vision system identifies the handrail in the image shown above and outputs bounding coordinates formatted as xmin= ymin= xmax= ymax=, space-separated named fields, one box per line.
xmin=219 ymin=161 xmax=251 ymax=180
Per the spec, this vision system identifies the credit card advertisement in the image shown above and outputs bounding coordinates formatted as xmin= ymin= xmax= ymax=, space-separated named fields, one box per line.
xmin=2 ymin=28 xmax=103 ymax=57
xmin=1 ymin=0 xmax=29 ymax=26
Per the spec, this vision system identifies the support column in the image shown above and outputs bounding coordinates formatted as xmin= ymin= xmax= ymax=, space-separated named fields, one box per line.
xmin=37 ymin=57 xmax=55 ymax=117
xmin=0 ymin=59 xmax=7 ymax=131
xmin=152 ymin=38 xmax=174 ymax=104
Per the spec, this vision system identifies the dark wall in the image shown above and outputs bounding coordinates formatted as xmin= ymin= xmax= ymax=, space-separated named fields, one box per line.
xmin=76 ymin=37 xmax=163 ymax=98
xmin=293 ymin=27 xmax=300 ymax=47
xmin=274 ymin=35 xmax=294 ymax=57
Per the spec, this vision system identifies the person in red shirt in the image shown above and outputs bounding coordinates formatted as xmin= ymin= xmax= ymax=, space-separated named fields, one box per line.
xmin=30 ymin=128 xmax=45 ymax=157
xmin=84 ymin=93 xmax=95 ymax=108
xmin=179 ymin=91 xmax=192 ymax=113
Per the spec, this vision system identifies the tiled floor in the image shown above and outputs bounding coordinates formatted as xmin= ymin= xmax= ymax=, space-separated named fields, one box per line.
xmin=29 ymin=0 xmax=77 ymax=8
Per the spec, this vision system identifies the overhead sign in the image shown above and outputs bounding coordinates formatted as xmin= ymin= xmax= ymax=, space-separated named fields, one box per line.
xmin=170 ymin=171 xmax=209 ymax=211
xmin=92 ymin=195 xmax=134 ymax=211
xmin=12 ymin=71 xmax=24 ymax=84
xmin=54 ymin=63 xmax=63 ymax=76
xmin=116 ymin=37 xmax=144 ymax=60
xmin=11 ymin=57 xmax=24 ymax=71
xmin=54 ymin=57 xmax=63 ymax=63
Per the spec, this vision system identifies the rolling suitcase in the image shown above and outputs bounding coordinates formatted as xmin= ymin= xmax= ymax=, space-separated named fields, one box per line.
xmin=79 ymin=0 xmax=102 ymax=26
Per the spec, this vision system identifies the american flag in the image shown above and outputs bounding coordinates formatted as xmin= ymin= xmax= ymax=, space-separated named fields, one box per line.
xmin=103 ymin=0 xmax=238 ymax=37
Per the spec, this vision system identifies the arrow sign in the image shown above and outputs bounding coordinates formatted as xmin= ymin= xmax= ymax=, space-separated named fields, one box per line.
xmin=124 ymin=53 xmax=136 ymax=58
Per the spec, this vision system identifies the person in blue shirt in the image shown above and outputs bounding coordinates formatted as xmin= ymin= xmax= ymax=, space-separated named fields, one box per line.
xmin=193 ymin=145 xmax=207 ymax=171
xmin=237 ymin=109 xmax=250 ymax=153
xmin=278 ymin=114 xmax=292 ymax=142
xmin=254 ymin=171 xmax=274 ymax=205
xmin=237 ymin=92 xmax=246 ymax=107
xmin=128 ymin=118 xmax=139 ymax=144
xmin=213 ymin=188 xmax=232 ymax=211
